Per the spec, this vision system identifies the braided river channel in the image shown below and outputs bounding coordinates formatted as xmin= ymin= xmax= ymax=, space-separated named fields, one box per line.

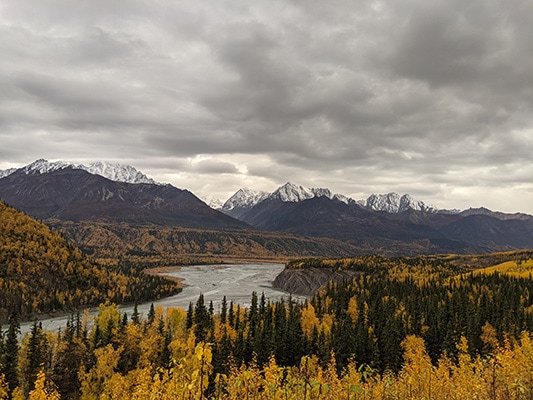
xmin=21 ymin=262 xmax=306 ymax=335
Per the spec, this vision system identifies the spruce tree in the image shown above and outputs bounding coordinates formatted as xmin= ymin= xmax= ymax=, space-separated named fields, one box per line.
xmin=25 ymin=321 xmax=48 ymax=394
xmin=4 ymin=311 xmax=20 ymax=395
xmin=220 ymin=296 xmax=228 ymax=325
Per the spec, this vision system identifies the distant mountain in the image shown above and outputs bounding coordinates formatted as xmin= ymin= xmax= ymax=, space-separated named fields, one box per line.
xmin=270 ymin=182 xmax=332 ymax=202
xmin=221 ymin=183 xmax=437 ymax=217
xmin=0 ymin=167 xmax=17 ymax=179
xmin=0 ymin=167 xmax=248 ymax=229
xmin=365 ymin=193 xmax=437 ymax=213
xmin=222 ymin=188 xmax=270 ymax=219
xmin=234 ymin=192 xmax=533 ymax=255
xmin=0 ymin=159 xmax=157 ymax=185
xmin=203 ymin=195 xmax=225 ymax=210
xmin=221 ymin=182 xmax=356 ymax=218
xmin=440 ymin=214 xmax=533 ymax=249
xmin=460 ymin=207 xmax=533 ymax=221
xmin=238 ymin=196 xmax=489 ymax=255
xmin=2 ymin=162 xmax=531 ymax=257
xmin=0 ymin=167 xmax=360 ymax=258
xmin=83 ymin=160 xmax=158 ymax=185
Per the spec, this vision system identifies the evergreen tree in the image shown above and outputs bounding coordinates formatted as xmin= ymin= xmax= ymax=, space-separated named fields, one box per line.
xmin=4 ymin=311 xmax=20 ymax=395
xmin=147 ymin=303 xmax=155 ymax=325
xmin=24 ymin=321 xmax=48 ymax=394
xmin=131 ymin=303 xmax=140 ymax=325
xmin=186 ymin=302 xmax=194 ymax=330
xmin=193 ymin=294 xmax=211 ymax=342
xmin=220 ymin=296 xmax=228 ymax=325
xmin=52 ymin=317 xmax=87 ymax=398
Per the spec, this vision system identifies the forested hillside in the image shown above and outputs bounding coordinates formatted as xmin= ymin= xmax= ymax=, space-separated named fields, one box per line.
xmin=51 ymin=220 xmax=360 ymax=261
xmin=0 ymin=201 xmax=180 ymax=322
xmin=1 ymin=252 xmax=533 ymax=398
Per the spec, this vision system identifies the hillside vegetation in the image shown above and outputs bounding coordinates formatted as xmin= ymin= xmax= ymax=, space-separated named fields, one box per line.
xmin=1 ymin=252 xmax=533 ymax=398
xmin=50 ymin=220 xmax=360 ymax=261
xmin=0 ymin=201 xmax=180 ymax=322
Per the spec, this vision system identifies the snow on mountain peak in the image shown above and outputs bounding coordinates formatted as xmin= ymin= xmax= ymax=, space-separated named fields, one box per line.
xmin=269 ymin=182 xmax=336 ymax=202
xmin=0 ymin=167 xmax=19 ymax=179
xmin=222 ymin=188 xmax=269 ymax=210
xmin=21 ymin=159 xmax=75 ymax=174
xmin=270 ymin=182 xmax=316 ymax=202
xmin=82 ymin=161 xmax=157 ymax=184
xmin=202 ymin=196 xmax=224 ymax=210
xmin=0 ymin=159 xmax=158 ymax=185
xmin=222 ymin=182 xmax=344 ymax=213
xmin=366 ymin=192 xmax=437 ymax=213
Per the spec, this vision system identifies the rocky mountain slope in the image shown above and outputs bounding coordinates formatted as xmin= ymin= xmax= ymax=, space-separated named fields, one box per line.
xmin=0 ymin=167 xmax=248 ymax=229
xmin=234 ymin=195 xmax=533 ymax=255
xmin=2 ymin=161 xmax=531 ymax=257
xmin=0 ymin=166 xmax=359 ymax=258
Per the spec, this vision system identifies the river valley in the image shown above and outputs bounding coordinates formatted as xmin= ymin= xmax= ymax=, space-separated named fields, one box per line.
xmin=20 ymin=262 xmax=306 ymax=335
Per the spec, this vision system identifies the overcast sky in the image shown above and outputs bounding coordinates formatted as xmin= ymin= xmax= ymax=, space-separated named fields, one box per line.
xmin=1 ymin=0 xmax=532 ymax=213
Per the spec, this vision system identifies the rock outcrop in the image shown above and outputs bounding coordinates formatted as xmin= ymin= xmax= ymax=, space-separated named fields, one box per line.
xmin=272 ymin=267 xmax=362 ymax=296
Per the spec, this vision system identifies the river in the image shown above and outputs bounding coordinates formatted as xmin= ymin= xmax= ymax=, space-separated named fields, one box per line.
xmin=20 ymin=262 xmax=305 ymax=335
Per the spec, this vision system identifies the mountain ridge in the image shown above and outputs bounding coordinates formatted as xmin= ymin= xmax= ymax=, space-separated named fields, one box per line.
xmin=0 ymin=167 xmax=248 ymax=229
xmin=235 ymin=195 xmax=533 ymax=254
xmin=221 ymin=182 xmax=441 ymax=216
xmin=0 ymin=159 xmax=157 ymax=185
xmin=1 ymin=160 xmax=531 ymax=257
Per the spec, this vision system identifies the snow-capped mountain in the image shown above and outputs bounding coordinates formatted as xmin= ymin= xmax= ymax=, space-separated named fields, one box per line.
xmin=0 ymin=159 xmax=157 ymax=185
xmin=221 ymin=183 xmax=438 ymax=216
xmin=365 ymin=193 xmax=437 ymax=213
xmin=19 ymin=159 xmax=74 ymax=175
xmin=222 ymin=188 xmax=270 ymax=211
xmin=202 ymin=196 xmax=224 ymax=210
xmin=269 ymin=182 xmax=333 ymax=202
xmin=219 ymin=188 xmax=270 ymax=219
xmin=221 ymin=182 xmax=351 ymax=218
xmin=0 ymin=167 xmax=18 ymax=179
xmin=82 ymin=161 xmax=157 ymax=185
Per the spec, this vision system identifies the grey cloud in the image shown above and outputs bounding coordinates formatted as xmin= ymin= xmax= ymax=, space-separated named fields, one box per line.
xmin=190 ymin=159 xmax=240 ymax=175
xmin=0 ymin=0 xmax=532 ymax=213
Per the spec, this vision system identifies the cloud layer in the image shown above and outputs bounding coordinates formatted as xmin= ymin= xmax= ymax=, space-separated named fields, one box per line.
xmin=1 ymin=0 xmax=532 ymax=212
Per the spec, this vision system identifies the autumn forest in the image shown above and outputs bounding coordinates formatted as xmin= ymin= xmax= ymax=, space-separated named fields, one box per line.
xmin=2 ymin=199 xmax=533 ymax=399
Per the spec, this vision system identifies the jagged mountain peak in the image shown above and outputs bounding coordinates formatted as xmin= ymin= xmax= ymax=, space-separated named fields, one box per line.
xmin=221 ymin=182 xmax=351 ymax=217
xmin=202 ymin=195 xmax=224 ymax=210
xmin=270 ymin=182 xmax=337 ymax=202
xmin=366 ymin=192 xmax=437 ymax=213
xmin=21 ymin=159 xmax=75 ymax=174
xmin=270 ymin=182 xmax=317 ymax=202
xmin=0 ymin=159 xmax=158 ymax=185
xmin=82 ymin=161 xmax=157 ymax=184
xmin=222 ymin=187 xmax=270 ymax=211
xmin=221 ymin=184 xmax=439 ymax=216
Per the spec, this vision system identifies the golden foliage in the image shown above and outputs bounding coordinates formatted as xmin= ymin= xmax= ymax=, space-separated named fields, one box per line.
xmin=28 ymin=370 xmax=60 ymax=400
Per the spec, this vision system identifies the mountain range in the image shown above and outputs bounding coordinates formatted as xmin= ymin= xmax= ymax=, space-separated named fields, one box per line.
xmin=1 ymin=159 xmax=532 ymax=257
xmin=0 ymin=160 xmax=357 ymax=258
xmin=219 ymin=182 xmax=442 ymax=216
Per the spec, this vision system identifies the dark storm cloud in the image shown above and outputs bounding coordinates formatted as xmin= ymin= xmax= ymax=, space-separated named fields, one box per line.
xmin=1 ymin=0 xmax=532 ymax=212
